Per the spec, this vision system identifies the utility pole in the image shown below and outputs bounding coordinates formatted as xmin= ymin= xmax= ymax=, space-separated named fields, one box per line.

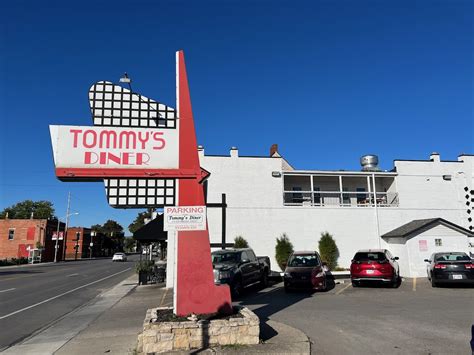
xmin=62 ymin=192 xmax=71 ymax=261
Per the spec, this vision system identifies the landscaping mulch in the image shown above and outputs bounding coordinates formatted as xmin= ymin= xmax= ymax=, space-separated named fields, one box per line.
xmin=154 ymin=306 xmax=243 ymax=323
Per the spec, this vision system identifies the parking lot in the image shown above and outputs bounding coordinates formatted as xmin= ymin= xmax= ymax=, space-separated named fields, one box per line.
xmin=235 ymin=277 xmax=474 ymax=354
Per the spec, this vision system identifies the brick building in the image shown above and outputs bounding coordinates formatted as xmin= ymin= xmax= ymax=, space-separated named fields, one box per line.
xmin=65 ymin=227 xmax=91 ymax=260
xmin=0 ymin=219 xmax=66 ymax=262
xmin=64 ymin=227 xmax=117 ymax=260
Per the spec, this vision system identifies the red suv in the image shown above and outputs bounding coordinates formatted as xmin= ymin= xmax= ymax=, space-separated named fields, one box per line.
xmin=350 ymin=249 xmax=400 ymax=287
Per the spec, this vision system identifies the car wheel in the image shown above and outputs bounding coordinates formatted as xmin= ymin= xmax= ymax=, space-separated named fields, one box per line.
xmin=320 ymin=278 xmax=328 ymax=292
xmin=260 ymin=271 xmax=269 ymax=288
xmin=284 ymin=284 xmax=291 ymax=293
xmin=431 ymin=275 xmax=438 ymax=288
xmin=391 ymin=276 xmax=399 ymax=288
xmin=352 ymin=280 xmax=360 ymax=287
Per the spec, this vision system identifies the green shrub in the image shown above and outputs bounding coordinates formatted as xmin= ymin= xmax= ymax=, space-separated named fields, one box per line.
xmin=10 ymin=257 xmax=28 ymax=265
xmin=318 ymin=232 xmax=339 ymax=270
xmin=275 ymin=233 xmax=294 ymax=271
xmin=134 ymin=260 xmax=154 ymax=273
xmin=233 ymin=236 xmax=249 ymax=249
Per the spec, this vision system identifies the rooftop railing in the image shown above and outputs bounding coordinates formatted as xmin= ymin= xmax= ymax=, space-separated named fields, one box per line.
xmin=283 ymin=191 xmax=399 ymax=207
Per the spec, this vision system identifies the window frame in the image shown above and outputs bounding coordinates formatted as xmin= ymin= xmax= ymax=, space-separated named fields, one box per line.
xmin=8 ymin=228 xmax=15 ymax=240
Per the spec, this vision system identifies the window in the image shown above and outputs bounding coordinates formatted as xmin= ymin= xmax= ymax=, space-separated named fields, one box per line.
xmin=8 ymin=229 xmax=14 ymax=240
xmin=353 ymin=252 xmax=387 ymax=262
xmin=212 ymin=252 xmax=238 ymax=263
xmin=342 ymin=187 xmax=350 ymax=205
xmin=287 ymin=254 xmax=320 ymax=267
xmin=435 ymin=238 xmax=442 ymax=247
xmin=314 ymin=187 xmax=321 ymax=205
xmin=247 ymin=250 xmax=257 ymax=262
xmin=292 ymin=187 xmax=303 ymax=203
xmin=356 ymin=188 xmax=367 ymax=204
xmin=434 ymin=252 xmax=469 ymax=262
xmin=240 ymin=251 xmax=249 ymax=262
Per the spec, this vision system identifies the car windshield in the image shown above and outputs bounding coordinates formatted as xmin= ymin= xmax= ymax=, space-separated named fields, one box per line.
xmin=287 ymin=254 xmax=319 ymax=267
xmin=435 ymin=253 xmax=470 ymax=262
xmin=212 ymin=252 xmax=239 ymax=263
xmin=353 ymin=252 xmax=387 ymax=262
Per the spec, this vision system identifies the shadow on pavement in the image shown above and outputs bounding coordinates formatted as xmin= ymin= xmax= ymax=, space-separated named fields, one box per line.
xmin=354 ymin=279 xmax=402 ymax=288
xmin=236 ymin=281 xmax=316 ymax=342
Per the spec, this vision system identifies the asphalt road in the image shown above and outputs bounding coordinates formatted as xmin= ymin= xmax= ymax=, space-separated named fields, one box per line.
xmin=0 ymin=255 xmax=139 ymax=351
xmin=235 ymin=278 xmax=474 ymax=355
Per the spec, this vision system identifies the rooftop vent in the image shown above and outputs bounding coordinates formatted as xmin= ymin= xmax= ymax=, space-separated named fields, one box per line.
xmin=360 ymin=154 xmax=381 ymax=172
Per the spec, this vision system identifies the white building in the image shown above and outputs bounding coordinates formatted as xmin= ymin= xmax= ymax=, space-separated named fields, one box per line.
xmin=199 ymin=145 xmax=474 ymax=278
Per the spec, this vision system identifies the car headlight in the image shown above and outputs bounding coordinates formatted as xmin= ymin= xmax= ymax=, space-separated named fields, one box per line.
xmin=219 ymin=271 xmax=232 ymax=279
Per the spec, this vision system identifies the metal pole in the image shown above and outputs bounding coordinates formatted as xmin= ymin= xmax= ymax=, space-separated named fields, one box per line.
xmin=54 ymin=218 xmax=60 ymax=262
xmin=90 ymin=232 xmax=94 ymax=259
xmin=221 ymin=193 xmax=226 ymax=249
xmin=63 ymin=192 xmax=71 ymax=261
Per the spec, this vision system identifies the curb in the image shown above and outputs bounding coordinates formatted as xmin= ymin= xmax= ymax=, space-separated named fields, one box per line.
xmin=206 ymin=319 xmax=311 ymax=354
xmin=0 ymin=262 xmax=55 ymax=269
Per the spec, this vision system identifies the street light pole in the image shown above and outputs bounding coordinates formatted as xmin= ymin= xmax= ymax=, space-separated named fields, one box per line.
xmin=53 ymin=211 xmax=79 ymax=263
xmin=63 ymin=192 xmax=71 ymax=261
xmin=54 ymin=218 xmax=61 ymax=263
xmin=90 ymin=231 xmax=96 ymax=259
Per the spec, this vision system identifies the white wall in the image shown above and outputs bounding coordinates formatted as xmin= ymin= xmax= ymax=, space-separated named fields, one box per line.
xmin=201 ymin=151 xmax=473 ymax=277
xmin=401 ymin=224 xmax=470 ymax=278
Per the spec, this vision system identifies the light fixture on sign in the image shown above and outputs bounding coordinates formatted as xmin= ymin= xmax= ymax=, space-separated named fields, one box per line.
xmin=272 ymin=171 xmax=281 ymax=177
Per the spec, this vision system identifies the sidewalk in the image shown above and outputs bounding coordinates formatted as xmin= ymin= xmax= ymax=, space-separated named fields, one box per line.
xmin=7 ymin=277 xmax=310 ymax=354
xmin=58 ymin=282 xmax=310 ymax=354
xmin=56 ymin=281 xmax=171 ymax=355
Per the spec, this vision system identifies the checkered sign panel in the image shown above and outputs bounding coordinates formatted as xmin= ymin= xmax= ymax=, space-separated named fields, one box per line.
xmin=105 ymin=178 xmax=176 ymax=208
xmin=88 ymin=80 xmax=178 ymax=209
xmin=89 ymin=81 xmax=176 ymax=129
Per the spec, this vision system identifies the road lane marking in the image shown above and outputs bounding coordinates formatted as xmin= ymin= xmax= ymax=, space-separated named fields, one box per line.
xmin=412 ymin=277 xmax=417 ymax=291
xmin=0 ymin=268 xmax=131 ymax=320
xmin=67 ymin=273 xmax=79 ymax=277
xmin=336 ymin=282 xmax=352 ymax=295
xmin=0 ymin=288 xmax=15 ymax=293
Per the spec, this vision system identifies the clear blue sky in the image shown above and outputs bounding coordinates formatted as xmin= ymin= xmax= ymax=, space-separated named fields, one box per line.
xmin=1 ymin=0 xmax=472 ymax=233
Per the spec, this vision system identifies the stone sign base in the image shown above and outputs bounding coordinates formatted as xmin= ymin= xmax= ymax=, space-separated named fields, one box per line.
xmin=137 ymin=306 xmax=260 ymax=354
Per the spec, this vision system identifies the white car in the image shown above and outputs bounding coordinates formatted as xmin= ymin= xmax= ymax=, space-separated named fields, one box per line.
xmin=112 ymin=253 xmax=127 ymax=262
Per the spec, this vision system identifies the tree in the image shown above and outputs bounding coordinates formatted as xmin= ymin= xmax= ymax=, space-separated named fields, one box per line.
xmin=102 ymin=219 xmax=124 ymax=236
xmin=318 ymin=232 xmax=339 ymax=270
xmin=233 ymin=236 xmax=249 ymax=249
xmin=92 ymin=220 xmax=125 ymax=253
xmin=0 ymin=200 xmax=55 ymax=219
xmin=128 ymin=209 xmax=153 ymax=234
xmin=91 ymin=224 xmax=103 ymax=233
xmin=123 ymin=237 xmax=136 ymax=252
xmin=275 ymin=233 xmax=294 ymax=271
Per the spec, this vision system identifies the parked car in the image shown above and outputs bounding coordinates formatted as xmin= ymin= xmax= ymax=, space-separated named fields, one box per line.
xmin=283 ymin=251 xmax=327 ymax=292
xmin=112 ymin=252 xmax=127 ymax=262
xmin=211 ymin=248 xmax=270 ymax=296
xmin=350 ymin=249 xmax=400 ymax=287
xmin=425 ymin=252 xmax=474 ymax=287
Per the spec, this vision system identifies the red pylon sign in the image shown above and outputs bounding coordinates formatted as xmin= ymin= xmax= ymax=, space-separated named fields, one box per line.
xmin=49 ymin=50 xmax=231 ymax=316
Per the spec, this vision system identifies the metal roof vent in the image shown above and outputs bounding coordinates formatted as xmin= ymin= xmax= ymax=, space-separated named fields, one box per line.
xmin=360 ymin=154 xmax=381 ymax=172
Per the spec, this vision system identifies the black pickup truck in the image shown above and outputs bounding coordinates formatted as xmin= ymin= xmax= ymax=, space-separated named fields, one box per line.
xmin=212 ymin=248 xmax=271 ymax=296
